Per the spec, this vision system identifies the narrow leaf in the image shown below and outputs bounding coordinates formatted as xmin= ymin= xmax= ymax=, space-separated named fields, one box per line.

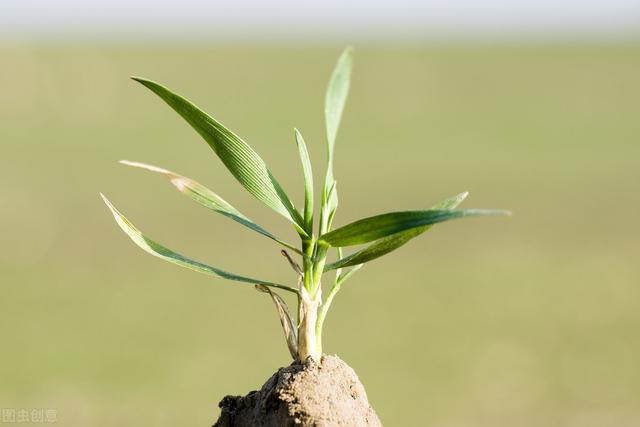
xmin=256 ymin=285 xmax=298 ymax=360
xmin=337 ymin=264 xmax=362 ymax=285
xmin=119 ymin=160 xmax=302 ymax=255
xmin=326 ymin=181 xmax=338 ymax=228
xmin=324 ymin=192 xmax=469 ymax=270
xmin=320 ymin=47 xmax=352 ymax=235
xmin=294 ymin=129 xmax=314 ymax=233
xmin=320 ymin=208 xmax=510 ymax=247
xmin=131 ymin=77 xmax=306 ymax=235
xmin=100 ymin=193 xmax=297 ymax=294
xmin=334 ymin=247 xmax=345 ymax=277
xmin=325 ymin=47 xmax=353 ymax=169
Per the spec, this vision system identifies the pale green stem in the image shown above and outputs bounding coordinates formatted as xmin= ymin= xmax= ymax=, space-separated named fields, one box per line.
xmin=315 ymin=262 xmax=362 ymax=354
xmin=295 ymin=238 xmax=322 ymax=361
xmin=315 ymin=275 xmax=341 ymax=354
xmin=297 ymin=285 xmax=321 ymax=361
xmin=310 ymin=244 xmax=329 ymax=299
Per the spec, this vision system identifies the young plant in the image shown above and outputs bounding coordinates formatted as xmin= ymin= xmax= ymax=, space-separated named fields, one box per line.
xmin=101 ymin=48 xmax=509 ymax=362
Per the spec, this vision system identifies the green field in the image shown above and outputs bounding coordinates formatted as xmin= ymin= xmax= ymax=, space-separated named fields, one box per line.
xmin=1 ymin=43 xmax=639 ymax=426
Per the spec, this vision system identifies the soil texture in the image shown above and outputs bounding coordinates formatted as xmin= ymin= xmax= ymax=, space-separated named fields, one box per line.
xmin=213 ymin=355 xmax=382 ymax=427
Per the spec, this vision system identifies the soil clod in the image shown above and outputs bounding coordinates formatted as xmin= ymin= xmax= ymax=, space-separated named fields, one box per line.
xmin=213 ymin=355 xmax=382 ymax=427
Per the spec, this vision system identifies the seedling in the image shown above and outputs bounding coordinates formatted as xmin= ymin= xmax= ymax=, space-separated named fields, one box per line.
xmin=101 ymin=48 xmax=509 ymax=362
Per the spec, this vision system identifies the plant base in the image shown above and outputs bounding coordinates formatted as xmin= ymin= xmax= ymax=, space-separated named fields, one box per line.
xmin=212 ymin=355 xmax=382 ymax=427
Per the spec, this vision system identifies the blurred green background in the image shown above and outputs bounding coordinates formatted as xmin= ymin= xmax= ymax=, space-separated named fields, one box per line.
xmin=1 ymin=43 xmax=639 ymax=426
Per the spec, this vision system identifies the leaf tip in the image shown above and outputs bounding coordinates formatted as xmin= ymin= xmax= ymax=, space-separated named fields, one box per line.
xmin=130 ymin=76 xmax=158 ymax=91
xmin=481 ymin=209 xmax=512 ymax=217
xmin=339 ymin=47 xmax=354 ymax=72
xmin=99 ymin=192 xmax=116 ymax=214
xmin=254 ymin=284 xmax=269 ymax=293
xmin=119 ymin=160 xmax=170 ymax=175
xmin=99 ymin=194 xmax=129 ymax=228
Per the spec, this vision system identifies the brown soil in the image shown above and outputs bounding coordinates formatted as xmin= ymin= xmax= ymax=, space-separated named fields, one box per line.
xmin=213 ymin=355 xmax=382 ymax=427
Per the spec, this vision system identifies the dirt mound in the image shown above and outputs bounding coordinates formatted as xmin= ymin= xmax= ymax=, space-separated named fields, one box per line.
xmin=213 ymin=355 xmax=382 ymax=427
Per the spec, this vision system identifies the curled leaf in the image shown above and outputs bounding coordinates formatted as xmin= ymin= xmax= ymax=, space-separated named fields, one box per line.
xmin=256 ymin=285 xmax=298 ymax=359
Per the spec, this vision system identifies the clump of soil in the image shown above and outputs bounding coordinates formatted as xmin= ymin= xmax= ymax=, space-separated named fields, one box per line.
xmin=213 ymin=355 xmax=382 ymax=427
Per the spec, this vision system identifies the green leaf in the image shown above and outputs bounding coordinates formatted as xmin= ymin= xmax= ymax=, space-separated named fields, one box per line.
xmin=320 ymin=207 xmax=510 ymax=247
xmin=320 ymin=47 xmax=352 ymax=234
xmin=100 ymin=193 xmax=298 ymax=294
xmin=336 ymin=263 xmax=362 ymax=285
xmin=131 ymin=77 xmax=306 ymax=236
xmin=324 ymin=192 xmax=469 ymax=270
xmin=294 ymin=129 xmax=314 ymax=234
xmin=119 ymin=160 xmax=302 ymax=255
xmin=326 ymin=180 xmax=339 ymax=228
xmin=325 ymin=47 xmax=353 ymax=171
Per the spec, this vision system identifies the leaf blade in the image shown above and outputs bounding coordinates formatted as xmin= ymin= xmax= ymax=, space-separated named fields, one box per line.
xmin=320 ymin=47 xmax=353 ymax=235
xmin=294 ymin=129 xmax=314 ymax=234
xmin=320 ymin=207 xmax=510 ymax=247
xmin=336 ymin=263 xmax=363 ymax=285
xmin=100 ymin=193 xmax=297 ymax=294
xmin=324 ymin=192 xmax=470 ymax=270
xmin=119 ymin=160 xmax=302 ymax=255
xmin=131 ymin=77 xmax=306 ymax=234
xmin=325 ymin=47 xmax=353 ymax=167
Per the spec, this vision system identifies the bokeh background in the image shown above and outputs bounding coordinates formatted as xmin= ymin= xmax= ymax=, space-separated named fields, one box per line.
xmin=1 ymin=1 xmax=639 ymax=426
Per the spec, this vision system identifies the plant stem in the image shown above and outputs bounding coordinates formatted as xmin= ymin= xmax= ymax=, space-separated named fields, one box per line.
xmin=295 ymin=238 xmax=328 ymax=361
xmin=310 ymin=243 xmax=329 ymax=299
xmin=297 ymin=285 xmax=321 ymax=361
xmin=315 ymin=276 xmax=341 ymax=354
xmin=302 ymin=239 xmax=314 ymax=292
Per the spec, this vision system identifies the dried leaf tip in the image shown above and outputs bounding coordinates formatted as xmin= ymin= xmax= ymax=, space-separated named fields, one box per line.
xmin=119 ymin=160 xmax=170 ymax=175
xmin=99 ymin=192 xmax=111 ymax=207
xmin=99 ymin=193 xmax=120 ymax=220
xmin=281 ymin=250 xmax=303 ymax=276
